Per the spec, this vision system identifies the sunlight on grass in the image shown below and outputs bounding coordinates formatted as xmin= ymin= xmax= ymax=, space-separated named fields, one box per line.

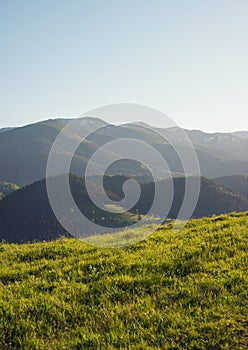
xmin=83 ymin=223 xmax=160 ymax=248
xmin=0 ymin=212 xmax=247 ymax=349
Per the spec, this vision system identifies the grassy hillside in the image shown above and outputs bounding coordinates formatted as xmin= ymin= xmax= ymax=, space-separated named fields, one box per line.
xmin=0 ymin=212 xmax=247 ymax=349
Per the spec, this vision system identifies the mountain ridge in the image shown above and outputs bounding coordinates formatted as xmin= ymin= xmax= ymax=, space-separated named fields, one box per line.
xmin=0 ymin=174 xmax=247 ymax=243
xmin=0 ymin=117 xmax=248 ymax=186
xmin=214 ymin=175 xmax=248 ymax=199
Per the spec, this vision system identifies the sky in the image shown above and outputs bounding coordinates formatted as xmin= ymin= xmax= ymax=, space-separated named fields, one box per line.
xmin=0 ymin=0 xmax=248 ymax=132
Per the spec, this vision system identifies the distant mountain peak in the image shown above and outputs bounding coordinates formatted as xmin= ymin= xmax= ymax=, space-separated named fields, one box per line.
xmin=79 ymin=116 xmax=108 ymax=127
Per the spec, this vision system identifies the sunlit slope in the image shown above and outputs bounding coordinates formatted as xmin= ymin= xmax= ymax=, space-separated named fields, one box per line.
xmin=0 ymin=212 xmax=247 ymax=349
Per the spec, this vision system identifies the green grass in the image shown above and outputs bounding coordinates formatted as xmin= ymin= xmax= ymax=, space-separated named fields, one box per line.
xmin=0 ymin=212 xmax=248 ymax=349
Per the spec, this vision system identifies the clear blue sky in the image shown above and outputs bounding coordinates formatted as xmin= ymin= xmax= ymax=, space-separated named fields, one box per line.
xmin=0 ymin=0 xmax=248 ymax=131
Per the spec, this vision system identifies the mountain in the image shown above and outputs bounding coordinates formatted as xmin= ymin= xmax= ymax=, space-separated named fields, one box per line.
xmin=0 ymin=174 xmax=247 ymax=243
xmin=0 ymin=118 xmax=163 ymax=185
xmin=158 ymin=126 xmax=248 ymax=161
xmin=0 ymin=181 xmax=19 ymax=199
xmin=0 ymin=174 xmax=141 ymax=243
xmin=0 ymin=117 xmax=248 ymax=186
xmin=214 ymin=175 xmax=248 ymax=199
xmin=135 ymin=176 xmax=248 ymax=218
xmin=0 ymin=119 xmax=69 ymax=185
xmin=0 ymin=127 xmax=14 ymax=134
xmin=187 ymin=129 xmax=248 ymax=161
xmin=233 ymin=130 xmax=248 ymax=139
xmin=175 ymin=176 xmax=248 ymax=217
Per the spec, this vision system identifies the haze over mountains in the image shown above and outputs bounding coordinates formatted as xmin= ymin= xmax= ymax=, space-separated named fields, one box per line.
xmin=214 ymin=175 xmax=248 ymax=200
xmin=0 ymin=117 xmax=248 ymax=186
xmin=0 ymin=117 xmax=247 ymax=243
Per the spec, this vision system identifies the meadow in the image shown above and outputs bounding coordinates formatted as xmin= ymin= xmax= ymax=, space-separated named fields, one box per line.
xmin=0 ymin=212 xmax=247 ymax=349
